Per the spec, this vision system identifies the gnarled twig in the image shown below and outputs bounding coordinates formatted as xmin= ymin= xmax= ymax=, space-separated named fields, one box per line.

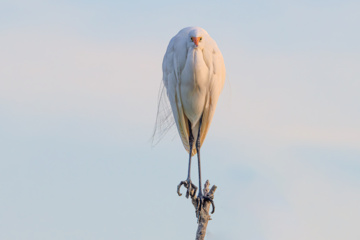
xmin=178 ymin=180 xmax=217 ymax=240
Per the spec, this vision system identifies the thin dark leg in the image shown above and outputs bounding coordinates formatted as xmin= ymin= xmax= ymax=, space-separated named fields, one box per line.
xmin=187 ymin=120 xmax=194 ymax=180
xmin=177 ymin=120 xmax=198 ymax=198
xmin=196 ymin=115 xmax=215 ymax=214
xmin=196 ymin=116 xmax=203 ymax=195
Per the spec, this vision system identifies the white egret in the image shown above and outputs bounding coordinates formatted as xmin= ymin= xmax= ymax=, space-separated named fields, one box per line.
xmin=153 ymin=27 xmax=225 ymax=213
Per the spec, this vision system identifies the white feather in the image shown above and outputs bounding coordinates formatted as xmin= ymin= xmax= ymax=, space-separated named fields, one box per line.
xmin=153 ymin=27 xmax=226 ymax=156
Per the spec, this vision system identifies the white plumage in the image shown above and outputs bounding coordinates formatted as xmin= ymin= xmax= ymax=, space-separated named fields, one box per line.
xmin=157 ymin=27 xmax=226 ymax=156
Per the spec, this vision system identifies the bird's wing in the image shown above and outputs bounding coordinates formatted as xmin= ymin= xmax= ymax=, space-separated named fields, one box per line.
xmin=153 ymin=28 xmax=225 ymax=156
xmin=152 ymin=32 xmax=192 ymax=153
xmin=164 ymin=34 xmax=195 ymax=154
xmin=198 ymin=44 xmax=226 ymax=149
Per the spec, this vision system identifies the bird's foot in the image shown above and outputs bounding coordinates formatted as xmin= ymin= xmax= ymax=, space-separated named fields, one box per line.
xmin=177 ymin=179 xmax=197 ymax=198
xmin=196 ymin=192 xmax=215 ymax=216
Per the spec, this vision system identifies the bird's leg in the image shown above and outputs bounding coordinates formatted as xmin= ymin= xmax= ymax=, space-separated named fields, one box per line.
xmin=195 ymin=115 xmax=215 ymax=215
xmin=177 ymin=120 xmax=198 ymax=198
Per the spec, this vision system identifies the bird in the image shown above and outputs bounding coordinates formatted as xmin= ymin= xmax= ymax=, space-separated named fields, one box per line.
xmin=153 ymin=27 xmax=225 ymax=214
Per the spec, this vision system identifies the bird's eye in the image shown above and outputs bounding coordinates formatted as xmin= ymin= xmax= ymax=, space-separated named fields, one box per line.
xmin=200 ymin=37 xmax=202 ymax=41
xmin=190 ymin=37 xmax=193 ymax=41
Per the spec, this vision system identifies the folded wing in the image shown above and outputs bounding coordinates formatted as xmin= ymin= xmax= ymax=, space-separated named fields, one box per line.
xmin=153 ymin=29 xmax=226 ymax=156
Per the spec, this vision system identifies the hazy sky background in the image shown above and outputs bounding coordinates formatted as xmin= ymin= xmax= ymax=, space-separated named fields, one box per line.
xmin=1 ymin=0 xmax=359 ymax=239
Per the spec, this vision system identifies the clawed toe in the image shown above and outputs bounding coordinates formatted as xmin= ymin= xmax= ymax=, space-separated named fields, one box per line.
xmin=177 ymin=179 xmax=197 ymax=198
xmin=196 ymin=194 xmax=215 ymax=214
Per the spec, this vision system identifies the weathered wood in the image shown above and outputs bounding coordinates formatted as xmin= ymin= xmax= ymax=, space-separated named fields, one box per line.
xmin=178 ymin=180 xmax=217 ymax=240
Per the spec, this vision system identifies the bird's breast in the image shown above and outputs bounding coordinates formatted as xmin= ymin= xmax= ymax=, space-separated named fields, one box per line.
xmin=180 ymin=48 xmax=210 ymax=126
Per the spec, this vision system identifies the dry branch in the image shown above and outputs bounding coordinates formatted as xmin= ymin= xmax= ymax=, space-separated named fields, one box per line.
xmin=177 ymin=180 xmax=217 ymax=240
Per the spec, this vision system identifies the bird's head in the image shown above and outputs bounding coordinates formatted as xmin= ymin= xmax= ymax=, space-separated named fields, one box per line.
xmin=188 ymin=28 xmax=207 ymax=49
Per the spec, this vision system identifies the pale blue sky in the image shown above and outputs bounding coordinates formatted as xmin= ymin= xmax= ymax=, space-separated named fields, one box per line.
xmin=1 ymin=1 xmax=359 ymax=239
